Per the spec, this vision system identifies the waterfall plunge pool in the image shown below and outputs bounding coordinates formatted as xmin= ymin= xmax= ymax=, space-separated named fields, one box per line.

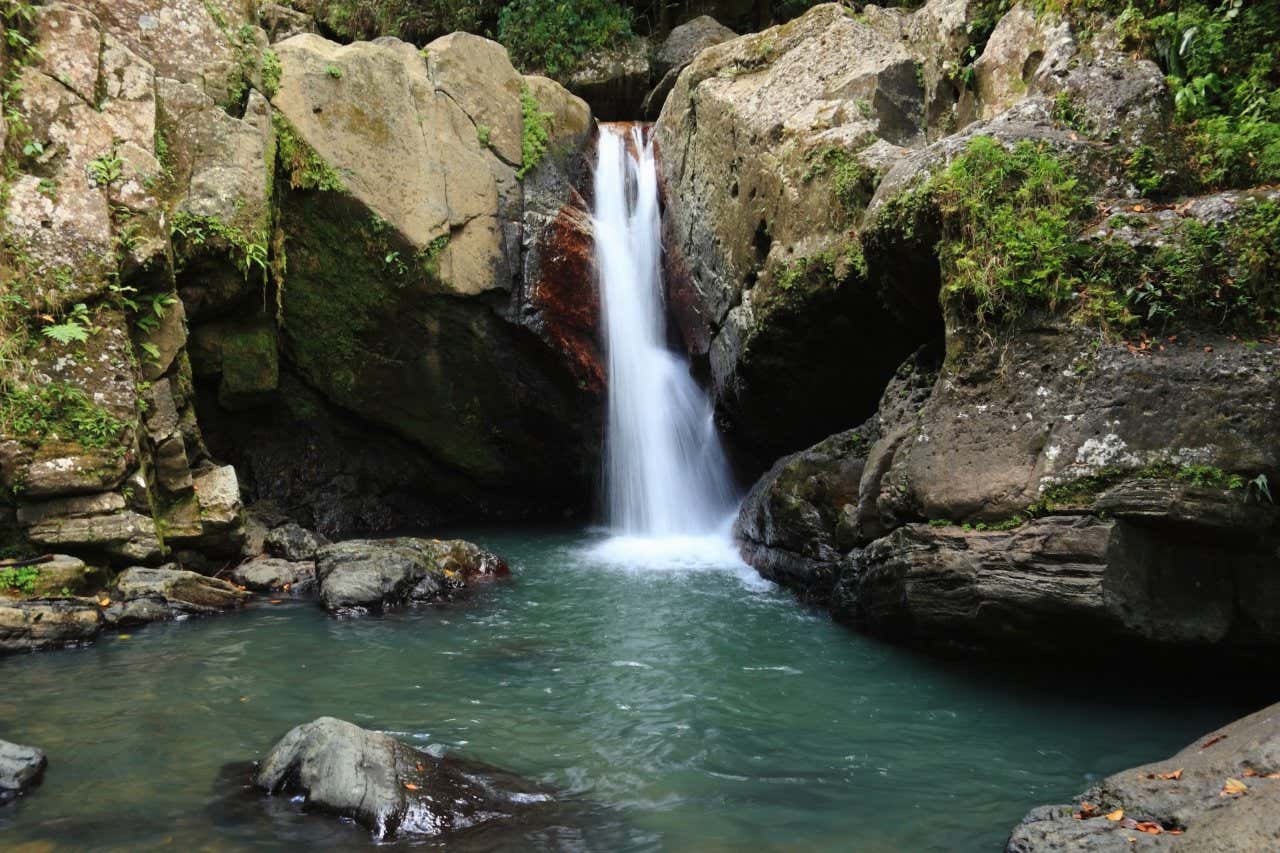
xmin=0 ymin=528 xmax=1250 ymax=851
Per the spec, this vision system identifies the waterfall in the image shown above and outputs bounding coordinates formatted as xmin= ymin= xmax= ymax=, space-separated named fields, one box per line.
xmin=592 ymin=123 xmax=737 ymax=539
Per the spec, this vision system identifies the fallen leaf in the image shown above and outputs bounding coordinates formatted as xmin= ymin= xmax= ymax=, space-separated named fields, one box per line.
xmin=1156 ymin=768 xmax=1183 ymax=780
xmin=1169 ymin=829 xmax=1184 ymax=835
xmin=1243 ymin=768 xmax=1257 ymax=777
xmin=1220 ymin=778 xmax=1248 ymax=797
xmin=1106 ymin=809 xmax=1124 ymax=821
xmin=1265 ymin=772 xmax=1280 ymax=779
xmin=1078 ymin=802 xmax=1099 ymax=819
xmin=282 ymin=583 xmax=291 ymax=591
xmin=1204 ymin=345 xmax=1214 ymax=353
xmin=97 ymin=598 xmax=111 ymax=607
xmin=1133 ymin=204 xmax=1145 ymax=212
xmin=118 ymin=634 xmax=131 ymax=640
xmin=1202 ymin=734 xmax=1227 ymax=749
xmin=404 ymin=783 xmax=419 ymax=791
xmin=269 ymin=599 xmax=283 ymax=605
xmin=416 ymin=763 xmax=425 ymax=772
xmin=1135 ymin=822 xmax=1163 ymax=835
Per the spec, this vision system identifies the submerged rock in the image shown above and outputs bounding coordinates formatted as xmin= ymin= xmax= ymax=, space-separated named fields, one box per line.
xmin=1008 ymin=702 xmax=1280 ymax=851
xmin=0 ymin=739 xmax=48 ymax=803
xmin=228 ymin=557 xmax=316 ymax=594
xmin=316 ymin=538 xmax=508 ymax=615
xmin=255 ymin=716 xmax=553 ymax=840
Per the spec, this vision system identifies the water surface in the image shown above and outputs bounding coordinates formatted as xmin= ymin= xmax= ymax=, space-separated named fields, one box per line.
xmin=0 ymin=529 xmax=1252 ymax=850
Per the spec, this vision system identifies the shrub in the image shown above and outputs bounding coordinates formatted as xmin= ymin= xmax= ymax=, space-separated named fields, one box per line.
xmin=497 ymin=0 xmax=633 ymax=76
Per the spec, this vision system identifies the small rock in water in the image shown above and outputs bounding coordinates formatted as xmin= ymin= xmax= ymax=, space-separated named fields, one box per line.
xmin=315 ymin=538 xmax=508 ymax=615
xmin=255 ymin=717 xmax=553 ymax=840
xmin=0 ymin=739 xmax=48 ymax=803
xmin=228 ymin=557 xmax=317 ymax=595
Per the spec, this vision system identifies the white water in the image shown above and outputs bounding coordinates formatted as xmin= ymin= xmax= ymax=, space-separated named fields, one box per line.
xmin=591 ymin=123 xmax=738 ymax=553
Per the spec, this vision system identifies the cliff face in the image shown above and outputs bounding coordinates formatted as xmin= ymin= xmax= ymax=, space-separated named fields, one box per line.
xmin=1 ymin=1 xmax=604 ymax=565
xmin=696 ymin=2 xmax=1280 ymax=660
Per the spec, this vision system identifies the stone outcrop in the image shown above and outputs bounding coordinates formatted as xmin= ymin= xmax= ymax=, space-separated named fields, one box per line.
xmin=655 ymin=2 xmax=959 ymax=466
xmin=255 ymin=716 xmax=554 ymax=840
xmin=643 ymin=16 xmax=737 ymax=120
xmin=316 ymin=537 xmax=509 ymax=615
xmin=0 ymin=739 xmax=47 ymax=803
xmin=103 ymin=565 xmax=249 ymax=625
xmin=566 ymin=37 xmax=651 ymax=120
xmin=1008 ymin=702 xmax=1280 ymax=851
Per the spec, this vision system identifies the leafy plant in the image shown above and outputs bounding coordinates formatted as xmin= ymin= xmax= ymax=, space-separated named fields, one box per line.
xmin=261 ymin=49 xmax=282 ymax=96
xmin=0 ymin=381 xmax=128 ymax=450
xmin=325 ymin=63 xmax=343 ymax=79
xmin=0 ymin=565 xmax=39 ymax=594
xmin=498 ymin=0 xmax=633 ymax=77
xmin=87 ymin=149 xmax=124 ymax=186
xmin=42 ymin=303 xmax=93 ymax=344
xmin=476 ymin=124 xmax=491 ymax=148
xmin=516 ymin=84 xmax=551 ymax=180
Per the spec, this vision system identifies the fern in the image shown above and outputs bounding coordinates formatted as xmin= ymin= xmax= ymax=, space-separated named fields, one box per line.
xmin=42 ymin=322 xmax=89 ymax=344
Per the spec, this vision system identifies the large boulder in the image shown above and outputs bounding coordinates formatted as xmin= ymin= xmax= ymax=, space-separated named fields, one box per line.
xmin=1008 ymin=702 xmax=1280 ymax=851
xmin=255 ymin=717 xmax=554 ymax=841
xmin=0 ymin=599 xmax=102 ymax=654
xmin=104 ymin=565 xmax=249 ymax=625
xmin=655 ymin=2 xmax=951 ymax=466
xmin=643 ymin=16 xmax=737 ymax=120
xmin=316 ymin=537 xmax=508 ymax=615
xmin=0 ymin=740 xmax=47 ymax=803
xmin=565 ymin=37 xmax=651 ymax=120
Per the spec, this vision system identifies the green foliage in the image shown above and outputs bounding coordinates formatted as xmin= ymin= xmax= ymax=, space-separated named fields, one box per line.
xmin=516 ymin=84 xmax=551 ymax=180
xmin=325 ymin=63 xmax=344 ymax=79
xmin=272 ymin=113 xmax=348 ymax=193
xmin=308 ymin=0 xmax=502 ymax=45
xmin=774 ymin=243 xmax=867 ymax=295
xmin=476 ymin=124 xmax=491 ymax=148
xmin=41 ymin=303 xmax=93 ymax=345
xmin=87 ymin=149 xmax=124 ymax=186
xmin=0 ymin=381 xmax=128 ymax=450
xmin=171 ymin=211 xmax=271 ymax=284
xmin=261 ymin=49 xmax=282 ymax=97
xmin=0 ymin=565 xmax=39 ymax=594
xmin=498 ymin=0 xmax=633 ymax=76
xmin=803 ymin=147 xmax=874 ymax=218
xmin=933 ymin=136 xmax=1091 ymax=323
xmin=1050 ymin=91 xmax=1090 ymax=134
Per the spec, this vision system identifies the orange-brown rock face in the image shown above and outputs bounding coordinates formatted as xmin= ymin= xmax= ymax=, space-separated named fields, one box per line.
xmin=530 ymin=201 xmax=604 ymax=393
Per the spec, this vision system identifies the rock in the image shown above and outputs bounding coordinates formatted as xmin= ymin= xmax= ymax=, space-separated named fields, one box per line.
xmin=255 ymin=716 xmax=554 ymax=840
xmin=735 ymin=424 xmax=877 ymax=598
xmin=565 ymin=37 xmax=651 ymax=120
xmin=192 ymin=465 xmax=246 ymax=554
xmin=104 ymin=565 xmax=249 ymax=625
xmin=264 ymin=522 xmax=328 ymax=562
xmin=25 ymin=508 xmax=164 ymax=565
xmin=258 ymin=2 xmax=316 ymax=42
xmin=0 ymin=599 xmax=102 ymax=654
xmin=0 ymin=740 xmax=47 ymax=803
xmin=316 ymin=537 xmax=508 ymax=615
xmin=655 ymin=3 xmax=943 ymax=465
xmin=216 ymin=321 xmax=279 ymax=410
xmin=1007 ymin=702 xmax=1280 ymax=851
xmin=643 ymin=16 xmax=736 ymax=119
xmin=0 ymin=555 xmax=108 ymax=599
xmin=227 ymin=557 xmax=316 ymax=594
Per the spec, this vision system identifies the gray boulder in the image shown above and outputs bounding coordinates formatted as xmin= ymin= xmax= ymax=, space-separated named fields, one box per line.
xmin=316 ymin=538 xmax=509 ymax=615
xmin=255 ymin=717 xmax=553 ymax=840
xmin=565 ymin=36 xmax=651 ymax=120
xmin=264 ymin=522 xmax=329 ymax=562
xmin=1008 ymin=702 xmax=1280 ymax=851
xmin=104 ymin=566 xmax=249 ymax=626
xmin=228 ymin=557 xmax=316 ymax=594
xmin=642 ymin=16 xmax=736 ymax=119
xmin=0 ymin=739 xmax=47 ymax=803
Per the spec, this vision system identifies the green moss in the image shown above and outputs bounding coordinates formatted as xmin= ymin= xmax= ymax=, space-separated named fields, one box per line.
xmin=803 ymin=147 xmax=874 ymax=219
xmin=516 ymin=85 xmax=551 ymax=181
xmin=272 ymin=113 xmax=348 ymax=193
xmin=1028 ymin=462 xmax=1248 ymax=515
xmin=0 ymin=381 xmax=128 ymax=451
xmin=171 ymin=211 xmax=270 ymax=285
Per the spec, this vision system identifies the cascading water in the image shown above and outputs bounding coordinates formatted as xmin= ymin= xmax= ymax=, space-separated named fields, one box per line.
xmin=591 ymin=123 xmax=738 ymax=554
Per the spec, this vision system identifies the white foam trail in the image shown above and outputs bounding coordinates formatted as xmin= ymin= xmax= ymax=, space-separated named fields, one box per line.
xmin=593 ymin=123 xmax=738 ymax=549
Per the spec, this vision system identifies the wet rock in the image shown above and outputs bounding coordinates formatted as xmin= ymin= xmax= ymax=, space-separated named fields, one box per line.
xmin=264 ymin=522 xmax=329 ymax=562
xmin=256 ymin=716 xmax=554 ymax=840
xmin=0 ymin=599 xmax=102 ymax=654
xmin=1008 ymin=702 xmax=1280 ymax=851
xmin=228 ymin=557 xmax=316 ymax=594
xmin=565 ymin=37 xmax=651 ymax=120
xmin=192 ymin=465 xmax=246 ymax=555
xmin=104 ymin=566 xmax=249 ymax=626
xmin=316 ymin=538 xmax=508 ymax=615
xmin=0 ymin=740 xmax=47 ymax=803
